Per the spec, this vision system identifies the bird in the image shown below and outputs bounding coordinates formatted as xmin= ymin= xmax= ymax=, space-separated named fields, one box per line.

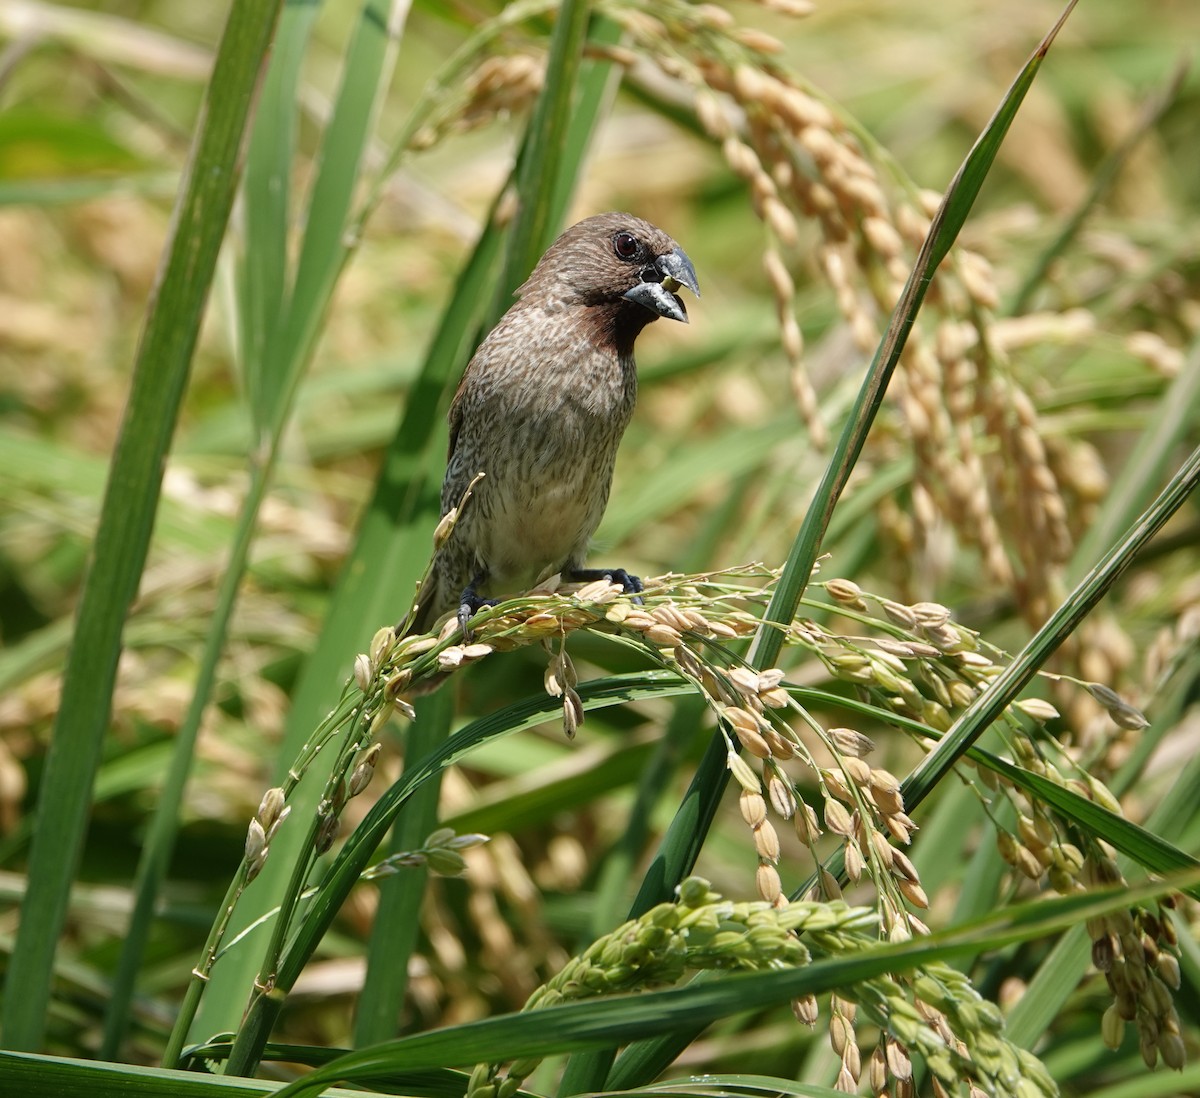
xmin=405 ymin=211 xmax=699 ymax=639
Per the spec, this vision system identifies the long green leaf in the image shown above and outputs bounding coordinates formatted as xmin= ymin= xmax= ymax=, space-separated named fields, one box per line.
xmin=190 ymin=0 xmax=414 ymax=1049
xmin=900 ymin=442 xmax=1200 ymax=810
xmin=0 ymin=1050 xmax=366 ymax=1098
xmin=354 ymin=690 xmax=452 ymax=1046
xmin=0 ymin=0 xmax=284 ymax=1053
xmin=498 ymin=0 xmax=593 ymax=297
xmin=1068 ymin=336 xmax=1200 ymax=579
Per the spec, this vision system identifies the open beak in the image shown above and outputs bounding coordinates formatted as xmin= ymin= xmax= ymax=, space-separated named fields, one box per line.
xmin=622 ymin=246 xmax=700 ymax=323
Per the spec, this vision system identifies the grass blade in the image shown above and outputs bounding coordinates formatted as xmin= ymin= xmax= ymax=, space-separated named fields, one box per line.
xmin=239 ymin=0 xmax=318 ymax=427
xmin=1008 ymin=58 xmax=1189 ymax=316
xmin=273 ymin=875 xmax=1194 ymax=1097
xmin=187 ymin=0 xmax=414 ymax=1048
xmin=901 ymin=442 xmax=1200 ymax=808
xmin=0 ymin=0 xmax=283 ymax=1052
xmin=498 ymin=0 xmax=593 ymax=295
xmin=353 ymin=691 xmax=452 ymax=1046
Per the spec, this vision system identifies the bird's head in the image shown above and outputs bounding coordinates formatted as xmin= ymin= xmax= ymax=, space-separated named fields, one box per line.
xmin=518 ymin=212 xmax=700 ymax=337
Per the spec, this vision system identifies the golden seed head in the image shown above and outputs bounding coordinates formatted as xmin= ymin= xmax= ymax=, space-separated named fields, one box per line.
xmin=826 ymin=577 xmax=865 ymax=606
xmin=353 ymin=653 xmax=372 ymax=692
xmin=821 ymin=767 xmax=853 ymax=803
xmin=897 ymin=879 xmax=929 ymax=909
xmin=843 ymin=756 xmax=871 ymax=786
xmin=844 ymin=841 xmax=864 ymax=882
xmin=829 ymin=1010 xmax=852 ymax=1056
xmin=724 ymin=705 xmax=764 ymax=734
xmin=348 ymin=761 xmax=374 ymax=798
xmin=369 ymin=625 xmax=396 ymax=668
xmin=739 ymin=790 xmax=768 ymax=828
xmin=884 ymin=814 xmax=914 ymax=844
xmin=728 ymin=666 xmax=761 ymax=695
xmin=257 ymin=787 xmax=286 ymax=829
xmin=764 ymin=728 xmax=798 ymax=760
xmin=437 ymin=645 xmax=465 ymax=670
xmin=399 ymin=636 xmax=438 ymax=657
xmin=890 ymin=848 xmax=919 ymax=883
xmin=755 ymin=861 xmax=782 ymax=903
xmin=1156 ymin=952 xmax=1181 ymax=990
xmin=727 ymin=751 xmax=762 ymax=794
xmin=759 ymin=687 xmax=791 ymax=709
xmin=644 ymin=623 xmax=684 ymax=647
xmin=870 ymin=829 xmax=895 ymax=868
xmin=753 ymin=820 xmax=781 ymax=862
xmin=757 ymin=668 xmax=785 ymax=691
xmin=1016 ymin=697 xmax=1061 ymax=722
xmin=315 ymin=813 xmax=339 ymax=855
xmin=829 ymin=727 xmax=874 ymax=757
xmin=911 ymin=601 xmax=952 ymax=627
xmin=869 ymin=1045 xmax=887 ymax=1091
xmin=794 ymin=802 xmax=821 ymax=844
xmin=885 ymin=1038 xmax=913 ymax=1081
xmin=574 ymin=578 xmax=621 ymax=604
xmin=245 ymin=818 xmax=267 ymax=865
xmin=1160 ymin=1030 xmax=1186 ymax=1071
xmin=734 ymin=725 xmax=774 ymax=759
xmin=562 ymin=687 xmax=584 ymax=740
xmin=265 ymin=805 xmax=291 ymax=842
xmin=868 ymin=767 xmax=901 ymax=796
xmin=792 ymin=994 xmax=820 ymax=1027
xmin=824 ymin=798 xmax=854 ymax=838
xmin=694 ymin=89 xmax=732 ymax=140
xmin=879 ymin=599 xmax=918 ymax=629
xmin=652 ymin=604 xmax=693 ymax=631
xmin=767 ymin=774 xmax=797 ymax=819
xmin=736 ymin=27 xmax=785 ymax=54
xmin=675 ymin=643 xmax=703 ymax=679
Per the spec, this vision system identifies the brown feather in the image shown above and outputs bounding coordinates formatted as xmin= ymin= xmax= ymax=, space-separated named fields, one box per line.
xmin=402 ymin=212 xmax=696 ymax=636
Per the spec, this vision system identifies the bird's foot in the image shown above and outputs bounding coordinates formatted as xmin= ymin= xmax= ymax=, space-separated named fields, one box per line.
xmin=457 ymin=581 xmax=499 ymax=641
xmin=568 ymin=567 xmax=644 ymax=603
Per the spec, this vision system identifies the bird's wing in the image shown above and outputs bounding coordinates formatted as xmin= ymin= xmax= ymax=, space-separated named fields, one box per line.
xmin=447 ymin=371 xmax=467 ymax=462
xmin=447 ymin=341 xmax=487 ymax=463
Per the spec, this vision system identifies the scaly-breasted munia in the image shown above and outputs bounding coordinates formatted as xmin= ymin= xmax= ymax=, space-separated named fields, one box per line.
xmin=408 ymin=212 xmax=699 ymax=636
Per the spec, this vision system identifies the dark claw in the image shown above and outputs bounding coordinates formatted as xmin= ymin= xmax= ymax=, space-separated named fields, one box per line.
xmin=569 ymin=567 xmax=644 ymax=603
xmin=457 ymin=575 xmax=499 ymax=641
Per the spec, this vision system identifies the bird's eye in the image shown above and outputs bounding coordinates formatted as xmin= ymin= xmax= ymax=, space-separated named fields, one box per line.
xmin=612 ymin=231 xmax=640 ymax=260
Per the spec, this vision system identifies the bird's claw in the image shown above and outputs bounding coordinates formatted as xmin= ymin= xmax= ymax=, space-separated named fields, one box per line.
xmin=457 ymin=586 xmax=499 ymax=642
xmin=570 ymin=567 xmax=644 ymax=604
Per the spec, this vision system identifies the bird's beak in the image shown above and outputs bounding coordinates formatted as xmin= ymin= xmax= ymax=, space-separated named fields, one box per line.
xmin=623 ymin=246 xmax=700 ymax=323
